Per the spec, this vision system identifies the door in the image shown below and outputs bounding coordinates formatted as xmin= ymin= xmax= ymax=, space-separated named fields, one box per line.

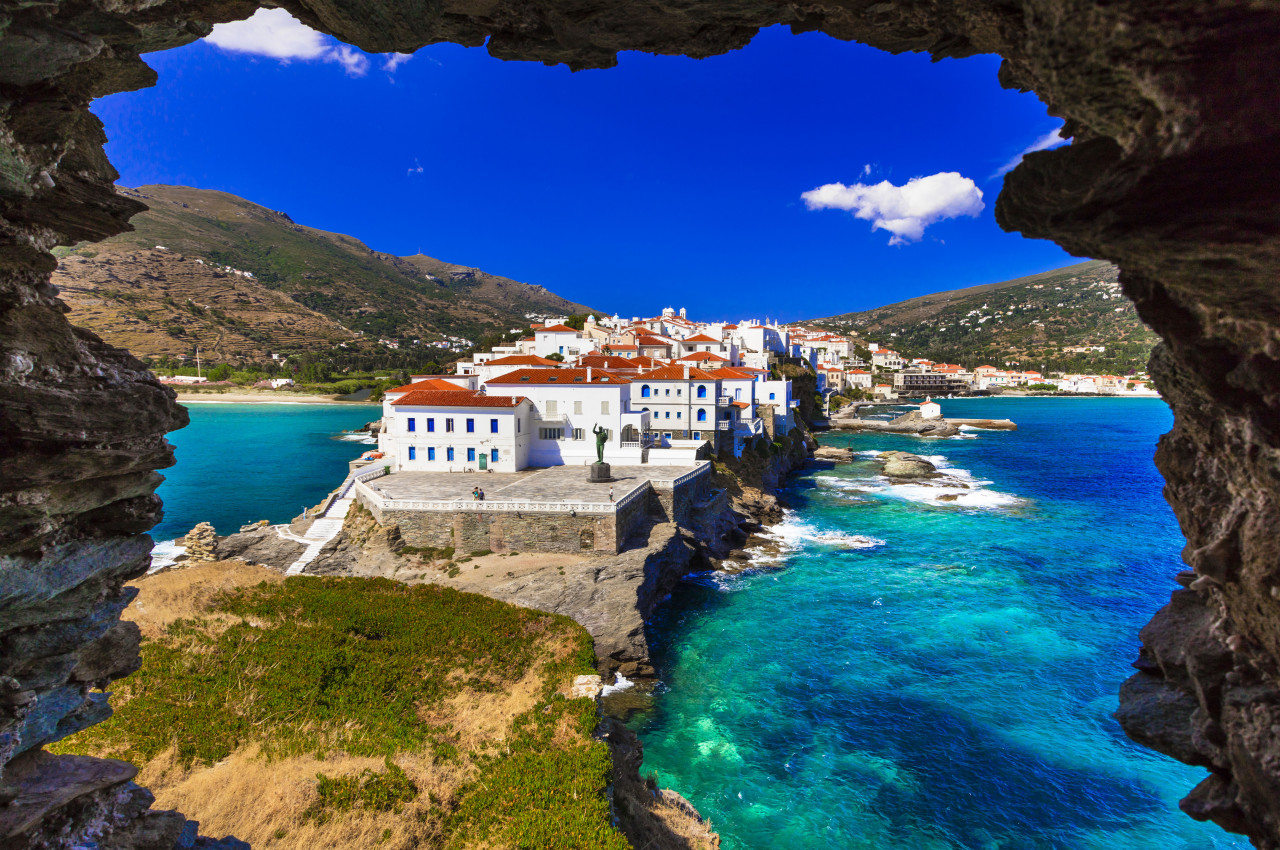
xmin=479 ymin=453 xmax=487 ymax=470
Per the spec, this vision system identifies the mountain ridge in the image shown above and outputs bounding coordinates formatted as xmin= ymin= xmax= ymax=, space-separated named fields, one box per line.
xmin=54 ymin=185 xmax=599 ymax=364
xmin=810 ymin=260 xmax=1159 ymax=374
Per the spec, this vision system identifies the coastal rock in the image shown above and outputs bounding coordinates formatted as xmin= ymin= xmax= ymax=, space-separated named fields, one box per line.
xmin=216 ymin=527 xmax=305 ymax=572
xmin=877 ymin=453 xmax=939 ymax=479
xmin=568 ymin=674 xmax=604 ymax=700
xmin=813 ymin=446 xmax=855 ymax=463
xmin=178 ymin=523 xmax=218 ymax=564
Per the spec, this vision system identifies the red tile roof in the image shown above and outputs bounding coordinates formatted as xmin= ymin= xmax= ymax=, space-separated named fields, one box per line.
xmin=682 ymin=334 xmax=720 ymax=343
xmin=639 ymin=364 xmax=719 ymax=381
xmin=485 ymin=354 xmax=560 ymax=366
xmin=731 ymin=401 xmax=750 ymax=409
xmin=577 ymin=355 xmax=643 ymax=370
xmin=678 ymin=351 xmax=728 ymax=362
xmin=486 ymin=368 xmax=631 ymax=385
xmin=386 ymin=378 xmax=471 ymax=394
xmin=393 ymin=391 xmax=526 ymax=407
xmin=538 ymin=324 xmax=579 ymax=333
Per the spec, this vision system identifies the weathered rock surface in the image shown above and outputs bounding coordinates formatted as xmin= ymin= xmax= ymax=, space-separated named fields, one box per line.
xmin=215 ymin=527 xmax=305 ymax=572
xmin=813 ymin=446 xmax=855 ymax=463
xmin=177 ymin=522 xmax=217 ymax=564
xmin=877 ymin=451 xmax=939 ymax=479
xmin=2 ymin=0 xmax=1279 ymax=845
xmin=466 ymin=523 xmax=702 ymax=677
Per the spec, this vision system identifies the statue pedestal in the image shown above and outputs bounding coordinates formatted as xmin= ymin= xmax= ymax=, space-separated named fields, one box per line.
xmin=587 ymin=462 xmax=613 ymax=483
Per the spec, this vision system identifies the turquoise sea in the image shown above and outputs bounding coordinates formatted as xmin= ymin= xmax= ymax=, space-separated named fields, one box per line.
xmin=628 ymin=397 xmax=1244 ymax=849
xmin=153 ymin=399 xmax=1241 ymax=848
xmin=152 ymin=402 xmax=379 ymax=542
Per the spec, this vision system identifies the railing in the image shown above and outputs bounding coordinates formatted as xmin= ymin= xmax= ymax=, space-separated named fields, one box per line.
xmin=716 ymin=395 xmax=733 ymax=405
xmin=717 ymin=420 xmax=732 ymax=430
xmin=650 ymin=460 xmax=712 ymax=489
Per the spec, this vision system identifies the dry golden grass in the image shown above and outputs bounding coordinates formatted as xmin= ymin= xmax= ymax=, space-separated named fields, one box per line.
xmin=142 ymin=746 xmax=470 ymax=850
xmin=102 ymin=562 xmax=609 ymax=849
xmin=126 ymin=560 xmax=283 ymax=638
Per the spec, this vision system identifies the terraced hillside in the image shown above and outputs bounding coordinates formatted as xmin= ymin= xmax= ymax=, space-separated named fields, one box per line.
xmin=815 ymin=261 xmax=1160 ymax=374
xmin=54 ymin=185 xmax=596 ymax=363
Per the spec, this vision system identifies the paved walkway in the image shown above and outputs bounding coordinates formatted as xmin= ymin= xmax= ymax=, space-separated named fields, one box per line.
xmin=368 ymin=464 xmax=699 ymax=505
xmin=280 ymin=481 xmax=357 ymax=574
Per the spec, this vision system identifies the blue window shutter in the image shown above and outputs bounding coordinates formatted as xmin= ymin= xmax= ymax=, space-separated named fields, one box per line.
xmin=408 ymin=418 xmax=415 ymax=432
xmin=408 ymin=446 xmax=416 ymax=460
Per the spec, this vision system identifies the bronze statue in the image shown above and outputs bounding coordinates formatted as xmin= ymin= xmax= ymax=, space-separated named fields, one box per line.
xmin=592 ymin=423 xmax=608 ymax=463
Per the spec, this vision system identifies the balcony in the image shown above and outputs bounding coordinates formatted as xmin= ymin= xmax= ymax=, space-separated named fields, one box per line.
xmin=716 ymin=395 xmax=733 ymax=406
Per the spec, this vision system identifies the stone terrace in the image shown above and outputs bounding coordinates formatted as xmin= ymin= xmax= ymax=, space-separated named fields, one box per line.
xmin=367 ymin=465 xmax=693 ymax=506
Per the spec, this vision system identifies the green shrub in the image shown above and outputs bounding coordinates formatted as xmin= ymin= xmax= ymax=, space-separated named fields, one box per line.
xmin=469 ymin=549 xmax=492 ymax=558
xmin=304 ymin=758 xmax=418 ymax=824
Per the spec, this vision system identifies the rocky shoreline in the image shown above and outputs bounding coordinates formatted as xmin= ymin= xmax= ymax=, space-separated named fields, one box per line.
xmin=153 ymin=427 xmax=817 ymax=847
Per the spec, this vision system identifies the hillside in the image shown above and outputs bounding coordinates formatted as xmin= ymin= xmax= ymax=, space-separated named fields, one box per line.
xmin=814 ymin=260 xmax=1159 ymax=374
xmin=54 ymin=185 xmax=597 ymax=364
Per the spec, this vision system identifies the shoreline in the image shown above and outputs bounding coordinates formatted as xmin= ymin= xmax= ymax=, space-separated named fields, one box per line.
xmin=174 ymin=391 xmax=379 ymax=405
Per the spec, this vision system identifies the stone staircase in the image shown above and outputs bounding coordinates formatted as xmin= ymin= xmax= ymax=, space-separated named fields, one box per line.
xmin=283 ymin=486 xmax=355 ymax=575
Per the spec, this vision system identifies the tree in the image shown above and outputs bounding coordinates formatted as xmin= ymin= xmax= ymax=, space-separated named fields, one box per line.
xmin=546 ymin=352 xmax=565 ymax=362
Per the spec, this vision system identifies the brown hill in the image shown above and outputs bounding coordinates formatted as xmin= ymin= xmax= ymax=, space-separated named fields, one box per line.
xmin=54 ymin=185 xmax=599 ymax=363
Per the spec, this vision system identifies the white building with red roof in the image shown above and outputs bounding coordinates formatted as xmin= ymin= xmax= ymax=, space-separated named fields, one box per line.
xmin=483 ymin=368 xmax=653 ymax=466
xmin=380 ymin=389 xmax=534 ymax=472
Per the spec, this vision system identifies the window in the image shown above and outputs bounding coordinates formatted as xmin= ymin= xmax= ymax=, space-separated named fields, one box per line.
xmin=446 ymin=418 xmax=455 ymax=432
xmin=692 ymin=431 xmax=701 ymax=440
xmin=734 ymin=388 xmax=742 ymax=400
xmin=427 ymin=418 xmax=435 ymax=432
xmin=539 ymin=427 xmax=564 ymax=440
xmin=697 ymin=385 xmax=707 ymax=398
xmin=677 ymin=412 xmax=683 ymax=419
xmin=491 ymin=449 xmax=499 ymax=463
xmin=408 ymin=446 xmax=416 ymax=460
xmin=517 ymin=420 xmax=521 ymax=433
xmin=769 ymin=392 xmax=776 ymax=400
xmin=664 ymin=411 xmax=670 ymax=419
xmin=447 ymin=447 xmax=455 ymax=461
xmin=574 ymin=400 xmax=583 ymax=415
xmin=559 ymin=345 xmax=565 ymax=354
xmin=407 ymin=417 xmax=416 ymax=433
xmin=467 ymin=447 xmax=476 ymax=462
xmin=600 ymin=400 xmax=609 ymax=414
xmin=676 ymin=389 xmax=682 ymax=397
xmin=665 ymin=389 xmax=670 ymax=397
xmin=547 ymin=400 xmax=558 ymax=415
xmin=697 ymin=409 xmax=707 ymax=422
xmin=466 ymin=418 xmax=475 ymax=433
xmin=490 ymin=418 xmax=499 ymax=433
xmin=427 ymin=447 xmax=436 ymax=460
xmin=572 ymin=428 xmax=585 ymax=440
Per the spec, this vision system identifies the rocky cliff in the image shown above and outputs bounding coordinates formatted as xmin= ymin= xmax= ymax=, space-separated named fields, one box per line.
xmin=1 ymin=0 xmax=1279 ymax=847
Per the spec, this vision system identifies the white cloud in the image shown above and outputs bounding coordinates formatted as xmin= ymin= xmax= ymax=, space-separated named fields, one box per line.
xmin=862 ymin=163 xmax=872 ymax=176
xmin=206 ymin=9 xmax=408 ymax=78
xmin=801 ymin=171 xmax=985 ymax=246
xmin=206 ymin=9 xmax=331 ymax=60
xmin=993 ymin=128 xmax=1068 ymax=178
xmin=407 ymin=159 xmax=424 ymax=176
xmin=383 ymin=53 xmax=413 ymax=72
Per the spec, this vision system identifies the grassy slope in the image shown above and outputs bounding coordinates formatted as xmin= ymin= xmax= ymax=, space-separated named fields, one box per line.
xmin=53 ymin=563 xmax=626 ymax=850
xmin=813 ymin=260 xmax=1160 ymax=374
xmin=56 ymin=185 xmax=598 ymax=357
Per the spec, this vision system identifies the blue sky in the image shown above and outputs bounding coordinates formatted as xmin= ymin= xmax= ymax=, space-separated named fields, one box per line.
xmin=94 ymin=14 xmax=1077 ymax=321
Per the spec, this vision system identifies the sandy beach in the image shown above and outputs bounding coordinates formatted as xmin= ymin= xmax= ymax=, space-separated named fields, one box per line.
xmin=174 ymin=391 xmax=378 ymax=404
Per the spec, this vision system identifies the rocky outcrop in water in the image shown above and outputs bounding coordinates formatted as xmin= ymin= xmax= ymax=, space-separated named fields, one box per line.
xmin=2 ymin=0 xmax=1279 ymax=846
xmin=877 ymin=451 xmax=939 ymax=479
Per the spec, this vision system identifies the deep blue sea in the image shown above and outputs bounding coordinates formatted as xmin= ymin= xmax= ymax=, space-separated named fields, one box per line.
xmin=152 ymin=402 xmax=379 ymax=542
xmin=628 ymin=397 xmax=1245 ymax=850
xmin=155 ymin=399 xmax=1240 ymax=848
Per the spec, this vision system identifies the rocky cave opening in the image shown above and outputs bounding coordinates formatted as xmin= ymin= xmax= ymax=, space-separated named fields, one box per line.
xmin=1 ymin=1 xmax=1278 ymax=847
